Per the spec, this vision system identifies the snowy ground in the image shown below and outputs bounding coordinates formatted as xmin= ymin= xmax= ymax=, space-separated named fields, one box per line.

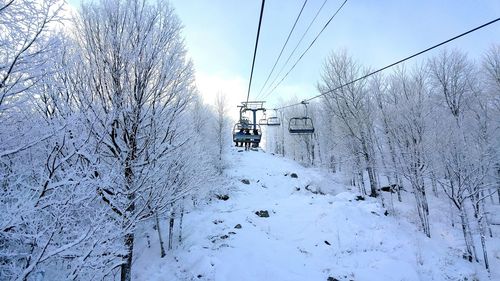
xmin=133 ymin=147 xmax=499 ymax=281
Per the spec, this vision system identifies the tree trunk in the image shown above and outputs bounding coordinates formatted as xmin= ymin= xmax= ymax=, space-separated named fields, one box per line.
xmin=480 ymin=230 xmax=489 ymax=271
xmin=449 ymin=200 xmax=455 ymax=228
xmin=497 ymin=165 xmax=500 ymax=204
xmin=155 ymin=213 xmax=166 ymax=258
xmin=360 ymin=133 xmax=378 ymax=197
xmin=474 ymin=195 xmax=491 ymax=270
xmin=396 ymin=176 xmax=403 ymax=202
xmin=355 ymin=154 xmax=366 ymax=195
xmin=413 ymin=176 xmax=430 ymax=237
xmin=459 ymin=206 xmax=478 ymax=263
xmin=178 ymin=204 xmax=184 ymax=244
xmin=330 ymin=155 xmax=336 ymax=173
xmin=430 ymin=171 xmax=438 ymax=197
xmin=168 ymin=214 xmax=175 ymax=250
xmin=120 ymin=232 xmax=134 ymax=281
xmin=121 ymin=147 xmax=136 ymax=281
xmin=366 ymin=165 xmax=378 ymax=197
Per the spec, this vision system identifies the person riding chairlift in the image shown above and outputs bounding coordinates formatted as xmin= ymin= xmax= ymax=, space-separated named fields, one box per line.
xmin=252 ymin=129 xmax=259 ymax=148
xmin=244 ymin=129 xmax=251 ymax=151
xmin=235 ymin=128 xmax=244 ymax=147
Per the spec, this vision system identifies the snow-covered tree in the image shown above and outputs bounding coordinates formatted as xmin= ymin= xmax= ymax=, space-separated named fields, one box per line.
xmin=482 ymin=44 xmax=500 ymax=204
xmin=428 ymin=49 xmax=493 ymax=265
xmin=71 ymin=0 xmax=198 ymax=279
xmin=213 ymin=92 xmax=230 ymax=174
xmin=318 ymin=51 xmax=379 ymax=197
xmin=0 ymin=0 xmax=63 ymax=113
xmin=385 ymin=65 xmax=432 ymax=237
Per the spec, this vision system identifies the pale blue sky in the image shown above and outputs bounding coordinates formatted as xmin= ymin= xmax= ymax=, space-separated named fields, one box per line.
xmin=67 ymin=0 xmax=500 ymax=110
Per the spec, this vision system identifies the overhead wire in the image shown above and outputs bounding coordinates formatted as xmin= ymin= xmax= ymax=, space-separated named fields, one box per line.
xmin=274 ymin=16 xmax=500 ymax=110
xmin=265 ymin=0 xmax=328 ymax=98
xmin=261 ymin=0 xmax=329 ymax=99
xmin=246 ymin=0 xmax=266 ymax=104
xmin=263 ymin=0 xmax=347 ymax=100
xmin=255 ymin=0 xmax=309 ymax=100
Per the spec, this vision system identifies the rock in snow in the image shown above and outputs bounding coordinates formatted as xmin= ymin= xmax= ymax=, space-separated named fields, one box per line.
xmin=254 ymin=210 xmax=269 ymax=218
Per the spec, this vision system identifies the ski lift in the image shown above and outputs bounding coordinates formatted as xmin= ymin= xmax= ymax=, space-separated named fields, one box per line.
xmin=233 ymin=101 xmax=266 ymax=147
xmin=240 ymin=117 xmax=250 ymax=127
xmin=258 ymin=112 xmax=268 ymax=126
xmin=267 ymin=109 xmax=281 ymax=126
xmin=288 ymin=101 xmax=314 ymax=134
xmin=289 ymin=117 xmax=315 ymax=134
xmin=267 ymin=117 xmax=280 ymax=126
xmin=232 ymin=123 xmax=262 ymax=144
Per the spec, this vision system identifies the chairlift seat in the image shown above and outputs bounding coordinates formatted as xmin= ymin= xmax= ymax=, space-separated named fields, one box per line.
xmin=288 ymin=117 xmax=314 ymax=134
xmin=232 ymin=123 xmax=262 ymax=143
xmin=259 ymin=118 xmax=268 ymax=126
xmin=267 ymin=116 xmax=281 ymax=126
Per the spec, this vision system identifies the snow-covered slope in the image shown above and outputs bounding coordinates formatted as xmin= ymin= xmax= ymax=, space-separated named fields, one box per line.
xmin=133 ymin=148 xmax=497 ymax=281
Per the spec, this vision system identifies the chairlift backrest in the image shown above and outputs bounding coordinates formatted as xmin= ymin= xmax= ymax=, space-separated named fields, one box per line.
xmin=232 ymin=123 xmax=262 ymax=143
xmin=267 ymin=116 xmax=281 ymax=126
xmin=259 ymin=118 xmax=268 ymax=126
xmin=234 ymin=122 xmax=250 ymax=131
xmin=288 ymin=117 xmax=314 ymax=134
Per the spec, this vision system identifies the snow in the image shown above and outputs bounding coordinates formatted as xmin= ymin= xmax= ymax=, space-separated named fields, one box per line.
xmin=133 ymin=147 xmax=499 ymax=281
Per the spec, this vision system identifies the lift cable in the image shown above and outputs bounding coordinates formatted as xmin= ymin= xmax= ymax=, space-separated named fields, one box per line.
xmin=246 ymin=0 xmax=266 ymax=104
xmin=260 ymin=0 xmax=329 ymax=99
xmin=274 ymin=16 xmax=500 ymax=110
xmin=255 ymin=0 xmax=308 ymax=100
xmin=263 ymin=0 xmax=347 ymax=100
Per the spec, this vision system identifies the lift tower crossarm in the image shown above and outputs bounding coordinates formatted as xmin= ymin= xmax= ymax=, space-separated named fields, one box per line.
xmin=239 ymin=101 xmax=266 ymax=131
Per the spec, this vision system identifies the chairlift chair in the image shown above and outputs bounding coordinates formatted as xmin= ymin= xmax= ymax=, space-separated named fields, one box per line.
xmin=233 ymin=123 xmax=262 ymax=144
xmin=288 ymin=101 xmax=314 ymax=134
xmin=266 ymin=109 xmax=281 ymax=126
xmin=235 ymin=101 xmax=266 ymax=147
xmin=288 ymin=117 xmax=315 ymax=134
xmin=240 ymin=117 xmax=250 ymax=126
xmin=258 ymin=111 xmax=269 ymax=126
xmin=267 ymin=116 xmax=281 ymax=126
xmin=259 ymin=118 xmax=268 ymax=126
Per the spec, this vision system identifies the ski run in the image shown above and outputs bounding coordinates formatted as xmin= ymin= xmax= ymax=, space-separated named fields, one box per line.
xmin=133 ymin=148 xmax=500 ymax=281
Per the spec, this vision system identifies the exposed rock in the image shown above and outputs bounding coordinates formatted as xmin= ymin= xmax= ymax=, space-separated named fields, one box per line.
xmin=463 ymin=252 xmax=473 ymax=262
xmin=255 ymin=210 xmax=269 ymax=217
xmin=324 ymin=240 xmax=331 ymax=246
xmin=212 ymin=219 xmax=223 ymax=224
xmin=228 ymin=231 xmax=236 ymax=235
xmin=380 ymin=185 xmax=393 ymax=192
xmin=216 ymin=194 xmax=229 ymax=201
xmin=234 ymin=224 xmax=242 ymax=229
xmin=327 ymin=277 xmax=339 ymax=281
xmin=355 ymin=195 xmax=365 ymax=201
xmin=305 ymin=184 xmax=325 ymax=195
xmin=241 ymin=179 xmax=250 ymax=185
xmin=220 ymin=234 xmax=229 ymax=239
xmin=379 ymin=184 xmax=402 ymax=193
xmin=290 ymin=173 xmax=298 ymax=178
